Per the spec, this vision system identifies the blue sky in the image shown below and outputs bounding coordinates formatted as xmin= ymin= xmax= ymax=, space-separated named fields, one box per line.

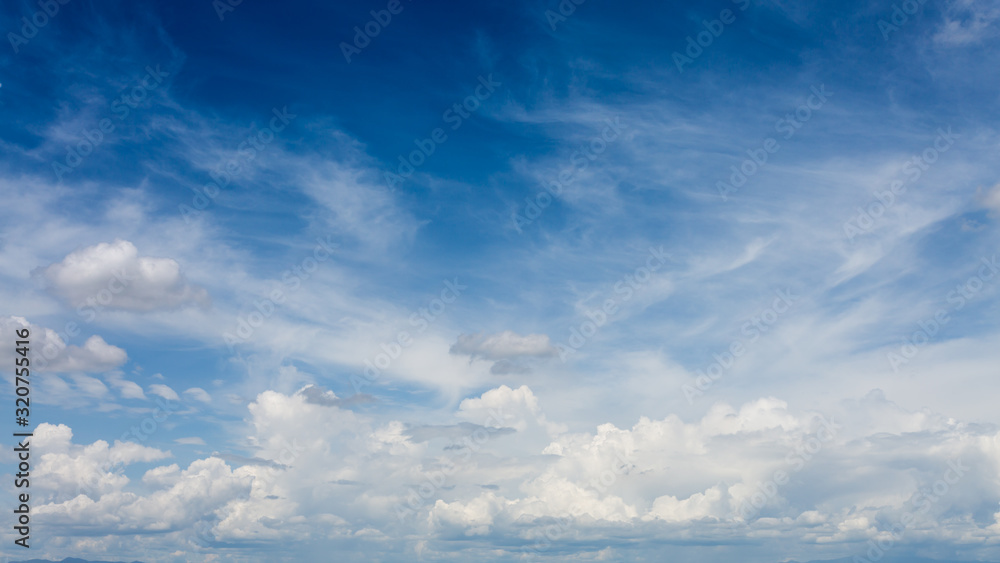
xmin=2 ymin=0 xmax=1000 ymax=561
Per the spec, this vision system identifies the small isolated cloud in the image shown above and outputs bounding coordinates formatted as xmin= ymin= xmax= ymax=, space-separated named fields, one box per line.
xmin=149 ymin=383 xmax=180 ymax=401
xmin=175 ymin=437 xmax=207 ymax=446
xmin=183 ymin=387 xmax=212 ymax=404
xmin=450 ymin=330 xmax=558 ymax=374
xmin=67 ymin=374 xmax=110 ymax=399
xmin=37 ymin=239 xmax=210 ymax=312
xmin=451 ymin=331 xmax=558 ymax=360
xmin=108 ymin=376 xmax=146 ymax=400
xmin=1 ymin=316 xmax=126 ymax=373
xmin=297 ymin=384 xmax=374 ymax=408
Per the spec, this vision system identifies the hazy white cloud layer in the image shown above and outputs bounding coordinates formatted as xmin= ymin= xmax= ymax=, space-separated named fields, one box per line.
xmin=15 ymin=386 xmax=1000 ymax=562
xmin=2 ymin=0 xmax=1000 ymax=561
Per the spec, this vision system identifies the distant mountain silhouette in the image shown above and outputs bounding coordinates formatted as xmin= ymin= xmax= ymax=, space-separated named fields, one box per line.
xmin=11 ymin=557 xmax=999 ymax=563
xmin=789 ymin=558 xmax=1000 ymax=563
xmin=12 ymin=558 xmax=144 ymax=563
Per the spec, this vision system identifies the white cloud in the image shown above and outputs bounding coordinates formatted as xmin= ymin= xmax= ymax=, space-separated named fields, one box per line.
xmin=183 ymin=387 xmax=212 ymax=403
xmin=31 ymin=423 xmax=171 ymax=501
xmin=425 ymin=388 xmax=1000 ymax=557
xmin=50 ymin=336 xmax=126 ymax=373
xmin=457 ymin=384 xmax=553 ymax=433
xmin=980 ymin=182 xmax=1000 ymax=213
xmin=17 ymin=386 xmax=1000 ymax=561
xmin=37 ymin=239 xmax=210 ymax=312
xmin=0 ymin=316 xmax=126 ymax=373
xmin=295 ymin=155 xmax=422 ymax=250
xmin=68 ymin=374 xmax=111 ymax=399
xmin=149 ymin=384 xmax=180 ymax=401
xmin=174 ymin=437 xmax=207 ymax=446
xmin=644 ymin=485 xmax=727 ymax=522
xmin=450 ymin=331 xmax=559 ymax=374
xmin=450 ymin=331 xmax=558 ymax=360
xmin=109 ymin=378 xmax=146 ymax=400
xmin=38 ymin=456 xmax=252 ymax=534
xmin=934 ymin=0 xmax=1000 ymax=44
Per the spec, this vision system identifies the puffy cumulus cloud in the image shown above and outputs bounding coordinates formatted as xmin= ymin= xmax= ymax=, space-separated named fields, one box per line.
xmin=450 ymin=330 xmax=558 ymax=374
xmin=245 ymin=385 xmax=368 ymax=458
xmin=32 ymin=423 xmax=171 ymax=502
xmin=28 ymin=423 xmax=254 ymax=553
xmin=426 ymin=392 xmax=1000 ymax=561
xmin=37 ymin=239 xmax=209 ymax=312
xmin=203 ymin=386 xmax=414 ymax=545
xmin=21 ymin=389 xmax=1000 ymax=562
xmin=644 ymin=486 xmax=727 ymax=523
xmin=0 ymin=316 xmax=126 ymax=373
xmin=39 ymin=457 xmax=253 ymax=534
xmin=699 ymin=397 xmax=803 ymax=435
xmin=23 ymin=385 xmax=495 ymax=554
xmin=429 ymin=492 xmax=510 ymax=536
xmin=457 ymin=384 xmax=564 ymax=436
